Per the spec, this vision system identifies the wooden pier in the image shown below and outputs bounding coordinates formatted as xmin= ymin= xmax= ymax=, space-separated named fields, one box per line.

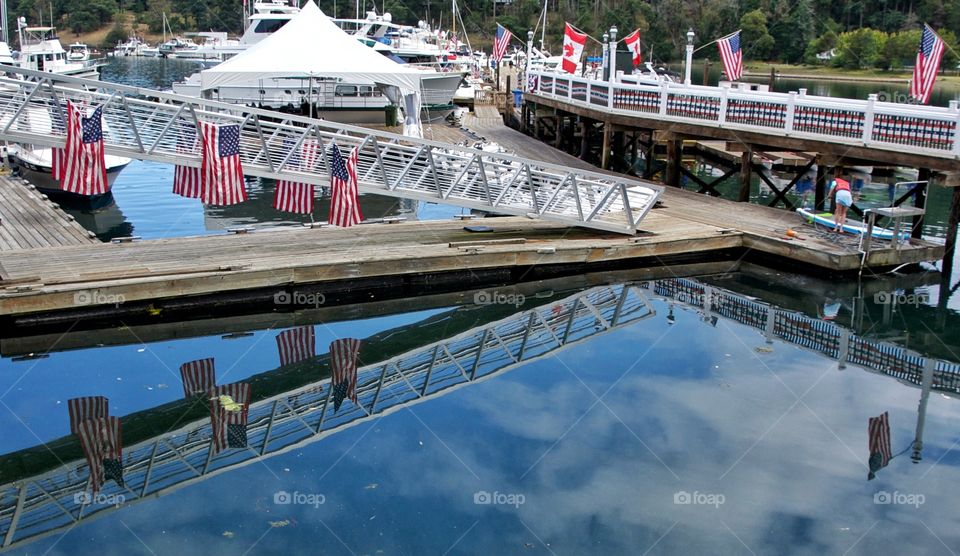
xmin=0 ymin=175 xmax=96 ymax=250
xmin=0 ymin=173 xmax=942 ymax=321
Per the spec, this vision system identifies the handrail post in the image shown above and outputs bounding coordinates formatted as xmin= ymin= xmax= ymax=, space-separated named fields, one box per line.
xmin=659 ymin=83 xmax=669 ymax=117
xmin=586 ymin=78 xmax=592 ymax=105
xmin=863 ymin=93 xmax=877 ymax=145
xmin=568 ymin=77 xmax=573 ymax=101
xmin=608 ymin=79 xmax=615 ymax=110
xmin=784 ymin=91 xmax=796 ymax=134
xmin=717 ymin=87 xmax=728 ymax=126
xmin=951 ymin=100 xmax=960 ymax=156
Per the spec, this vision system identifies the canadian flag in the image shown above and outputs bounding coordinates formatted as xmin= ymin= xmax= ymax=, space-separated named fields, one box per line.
xmin=623 ymin=29 xmax=642 ymax=67
xmin=562 ymin=23 xmax=587 ymax=74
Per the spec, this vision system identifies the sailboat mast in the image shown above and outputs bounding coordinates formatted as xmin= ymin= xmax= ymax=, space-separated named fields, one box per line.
xmin=451 ymin=0 xmax=455 ymax=37
xmin=0 ymin=0 xmax=8 ymax=44
xmin=540 ymin=0 xmax=546 ymax=51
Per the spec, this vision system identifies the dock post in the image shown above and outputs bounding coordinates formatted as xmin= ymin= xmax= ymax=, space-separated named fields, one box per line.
xmin=643 ymin=133 xmax=656 ymax=180
xmin=580 ymin=120 xmax=590 ymax=161
xmin=814 ymin=161 xmax=828 ymax=211
xmin=666 ymin=138 xmax=682 ymax=187
xmin=555 ymin=112 xmax=563 ymax=148
xmin=913 ymin=169 xmax=930 ymax=239
xmin=937 ymin=186 xmax=960 ymax=328
xmin=601 ymin=122 xmax=612 ymax=170
xmin=738 ymin=148 xmax=752 ymax=202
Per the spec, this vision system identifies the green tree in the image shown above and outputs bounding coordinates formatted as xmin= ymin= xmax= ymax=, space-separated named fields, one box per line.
xmin=832 ymin=27 xmax=886 ymax=68
xmin=740 ymin=9 xmax=775 ymax=60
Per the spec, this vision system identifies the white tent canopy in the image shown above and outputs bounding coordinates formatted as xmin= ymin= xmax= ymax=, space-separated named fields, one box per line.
xmin=199 ymin=1 xmax=423 ymax=95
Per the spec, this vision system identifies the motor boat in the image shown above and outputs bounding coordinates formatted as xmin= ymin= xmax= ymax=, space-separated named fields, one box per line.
xmin=6 ymin=144 xmax=132 ymax=209
xmin=66 ymin=42 xmax=90 ymax=61
xmin=15 ymin=20 xmax=100 ymax=79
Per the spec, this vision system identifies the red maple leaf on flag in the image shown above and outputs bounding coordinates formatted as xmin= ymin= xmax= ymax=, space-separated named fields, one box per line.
xmin=564 ymin=43 xmax=574 ymax=58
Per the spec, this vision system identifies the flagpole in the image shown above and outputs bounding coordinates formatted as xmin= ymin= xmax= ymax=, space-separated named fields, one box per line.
xmin=692 ymin=29 xmax=740 ymax=55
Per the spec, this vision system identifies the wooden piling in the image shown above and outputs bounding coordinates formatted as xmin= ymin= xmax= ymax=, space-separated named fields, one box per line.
xmin=601 ymin=122 xmax=611 ymax=170
xmin=914 ymin=168 xmax=930 ymax=239
xmin=738 ymin=148 xmax=752 ymax=202
xmin=666 ymin=138 xmax=682 ymax=188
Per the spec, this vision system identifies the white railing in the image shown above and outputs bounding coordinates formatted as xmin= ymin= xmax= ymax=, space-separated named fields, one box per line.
xmin=0 ymin=66 xmax=663 ymax=235
xmin=530 ymin=70 xmax=960 ymax=159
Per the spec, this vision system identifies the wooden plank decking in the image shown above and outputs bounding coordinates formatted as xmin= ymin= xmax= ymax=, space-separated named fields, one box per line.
xmin=0 ymin=176 xmax=96 ymax=252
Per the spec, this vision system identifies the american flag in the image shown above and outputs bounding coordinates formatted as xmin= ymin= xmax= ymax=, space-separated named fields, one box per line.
xmin=276 ymin=326 xmax=316 ymax=366
xmin=493 ymin=24 xmax=512 ymax=63
xmin=180 ymin=358 xmax=216 ymax=398
xmin=68 ymin=396 xmax=108 ymax=435
xmin=274 ymin=138 xmax=321 ymax=214
xmin=867 ymin=411 xmax=892 ymax=480
xmin=58 ymin=102 xmax=109 ymax=196
xmin=717 ymin=31 xmax=743 ymax=81
xmin=76 ymin=416 xmax=123 ymax=494
xmin=330 ymin=338 xmax=361 ymax=412
xmin=173 ymin=121 xmax=202 ymax=198
xmin=910 ymin=24 xmax=945 ymax=104
xmin=208 ymin=382 xmax=251 ymax=454
xmin=328 ymin=144 xmax=363 ymax=227
xmin=200 ymin=121 xmax=247 ymax=206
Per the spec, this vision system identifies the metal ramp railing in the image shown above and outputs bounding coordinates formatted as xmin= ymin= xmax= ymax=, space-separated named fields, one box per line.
xmin=0 ymin=67 xmax=662 ymax=234
xmin=0 ymin=284 xmax=655 ymax=551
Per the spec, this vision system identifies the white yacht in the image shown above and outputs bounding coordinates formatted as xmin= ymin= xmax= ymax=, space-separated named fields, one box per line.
xmin=66 ymin=42 xmax=90 ymax=61
xmin=170 ymin=0 xmax=460 ymax=123
xmin=158 ymin=36 xmax=199 ymax=58
xmin=15 ymin=21 xmax=100 ymax=79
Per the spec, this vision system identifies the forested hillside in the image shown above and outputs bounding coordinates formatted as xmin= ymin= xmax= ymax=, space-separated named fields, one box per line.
xmin=6 ymin=0 xmax=959 ymax=67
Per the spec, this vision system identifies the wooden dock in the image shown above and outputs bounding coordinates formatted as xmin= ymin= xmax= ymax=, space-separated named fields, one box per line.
xmin=0 ymin=112 xmax=945 ymax=321
xmin=0 ymin=175 xmax=96 ymax=250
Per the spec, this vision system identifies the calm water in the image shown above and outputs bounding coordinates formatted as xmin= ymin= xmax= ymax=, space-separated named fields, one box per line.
xmin=1 ymin=269 xmax=959 ymax=554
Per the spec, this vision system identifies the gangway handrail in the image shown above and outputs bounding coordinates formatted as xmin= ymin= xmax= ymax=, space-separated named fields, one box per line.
xmin=0 ymin=66 xmax=663 ymax=234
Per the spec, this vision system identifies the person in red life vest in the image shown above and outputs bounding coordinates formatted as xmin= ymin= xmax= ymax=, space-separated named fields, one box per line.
xmin=829 ymin=178 xmax=853 ymax=233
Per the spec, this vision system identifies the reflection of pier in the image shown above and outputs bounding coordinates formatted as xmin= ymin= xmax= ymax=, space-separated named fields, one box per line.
xmin=0 ymin=284 xmax=653 ymax=552
xmin=643 ymin=278 xmax=960 ymax=392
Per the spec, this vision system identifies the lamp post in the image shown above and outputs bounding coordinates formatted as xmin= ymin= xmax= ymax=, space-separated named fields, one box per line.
xmin=684 ymin=28 xmax=695 ymax=85
xmin=608 ymin=26 xmax=618 ymax=82
xmin=526 ymin=29 xmax=534 ymax=92
xmin=601 ymin=32 xmax=609 ymax=79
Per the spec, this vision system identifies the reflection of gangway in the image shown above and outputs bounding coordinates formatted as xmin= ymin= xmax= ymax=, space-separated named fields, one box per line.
xmin=0 ymin=67 xmax=662 ymax=235
xmin=0 ymin=283 xmax=654 ymax=551
xmin=643 ymin=278 xmax=960 ymax=392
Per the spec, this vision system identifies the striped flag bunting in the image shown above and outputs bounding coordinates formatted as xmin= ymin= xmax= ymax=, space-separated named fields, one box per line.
xmin=493 ymin=24 xmax=512 ymax=63
xmin=327 ymin=144 xmax=363 ymax=227
xmin=868 ymin=411 xmax=892 ymax=480
xmin=276 ymin=326 xmax=316 ymax=367
xmin=717 ymin=30 xmax=743 ymax=81
xmin=909 ymin=24 xmax=945 ymax=104
xmin=274 ymin=138 xmax=322 ymax=214
xmin=199 ymin=121 xmax=247 ymax=206
xmin=76 ymin=416 xmax=123 ymax=494
xmin=330 ymin=338 xmax=361 ymax=412
xmin=68 ymin=396 xmax=108 ymax=435
xmin=57 ymin=101 xmax=109 ymax=196
xmin=180 ymin=358 xmax=216 ymax=398
xmin=208 ymin=382 xmax=252 ymax=454
xmin=173 ymin=120 xmax=202 ymax=198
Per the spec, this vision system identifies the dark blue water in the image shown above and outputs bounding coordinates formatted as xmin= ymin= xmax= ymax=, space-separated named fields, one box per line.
xmin=2 ymin=272 xmax=960 ymax=554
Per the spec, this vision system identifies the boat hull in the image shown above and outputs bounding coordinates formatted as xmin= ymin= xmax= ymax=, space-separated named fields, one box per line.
xmin=8 ymin=149 xmax=131 ymax=209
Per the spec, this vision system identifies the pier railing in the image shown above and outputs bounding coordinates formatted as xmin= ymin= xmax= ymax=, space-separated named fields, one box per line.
xmin=0 ymin=66 xmax=663 ymax=235
xmin=530 ymin=71 xmax=960 ymax=159
xmin=643 ymin=278 xmax=960 ymax=391
xmin=0 ymin=284 xmax=655 ymax=551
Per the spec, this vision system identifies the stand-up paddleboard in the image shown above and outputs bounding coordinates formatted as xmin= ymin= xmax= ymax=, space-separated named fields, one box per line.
xmin=795 ymin=208 xmax=910 ymax=241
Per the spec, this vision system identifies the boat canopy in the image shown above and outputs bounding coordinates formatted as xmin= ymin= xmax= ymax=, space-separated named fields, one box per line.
xmin=199 ymin=1 xmax=423 ymax=96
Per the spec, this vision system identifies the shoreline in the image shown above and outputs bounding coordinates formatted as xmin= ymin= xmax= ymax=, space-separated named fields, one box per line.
xmin=743 ymin=71 xmax=911 ymax=84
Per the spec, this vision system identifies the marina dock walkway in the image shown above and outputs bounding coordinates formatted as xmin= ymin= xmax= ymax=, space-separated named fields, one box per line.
xmin=0 ymin=115 xmax=945 ymax=320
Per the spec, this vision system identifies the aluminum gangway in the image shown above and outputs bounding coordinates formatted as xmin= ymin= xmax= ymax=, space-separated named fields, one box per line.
xmin=0 ymin=283 xmax=655 ymax=551
xmin=642 ymin=278 xmax=960 ymax=392
xmin=0 ymin=67 xmax=663 ymax=235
